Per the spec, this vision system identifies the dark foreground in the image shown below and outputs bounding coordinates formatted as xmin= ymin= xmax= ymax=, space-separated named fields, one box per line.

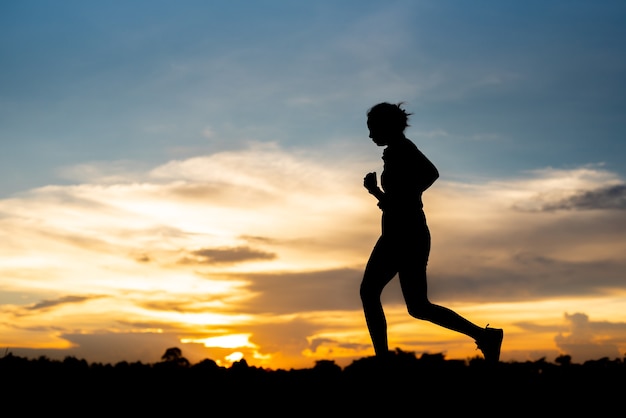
xmin=1 ymin=349 xmax=623 ymax=415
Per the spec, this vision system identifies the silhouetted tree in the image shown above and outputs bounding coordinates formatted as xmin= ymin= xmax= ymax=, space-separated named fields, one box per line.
xmin=160 ymin=347 xmax=190 ymax=368
xmin=230 ymin=358 xmax=249 ymax=371
xmin=313 ymin=359 xmax=342 ymax=374
xmin=555 ymin=354 xmax=572 ymax=366
xmin=193 ymin=358 xmax=220 ymax=371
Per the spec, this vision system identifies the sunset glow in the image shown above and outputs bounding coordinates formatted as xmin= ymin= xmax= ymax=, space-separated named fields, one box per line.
xmin=1 ymin=1 xmax=625 ymax=370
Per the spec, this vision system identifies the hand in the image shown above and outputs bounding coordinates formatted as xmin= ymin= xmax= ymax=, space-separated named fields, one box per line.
xmin=363 ymin=172 xmax=378 ymax=192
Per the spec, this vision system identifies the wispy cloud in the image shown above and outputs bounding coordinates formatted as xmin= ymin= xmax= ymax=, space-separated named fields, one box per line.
xmin=540 ymin=184 xmax=626 ymax=211
xmin=508 ymin=166 xmax=624 ymax=212
xmin=178 ymin=246 xmax=277 ymax=266
xmin=25 ymin=295 xmax=103 ymax=312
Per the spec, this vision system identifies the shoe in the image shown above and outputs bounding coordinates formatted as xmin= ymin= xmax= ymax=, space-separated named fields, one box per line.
xmin=476 ymin=325 xmax=503 ymax=364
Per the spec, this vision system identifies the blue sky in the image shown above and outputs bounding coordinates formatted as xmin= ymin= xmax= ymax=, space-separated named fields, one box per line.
xmin=1 ymin=1 xmax=626 ymax=368
xmin=3 ymin=1 xmax=625 ymax=194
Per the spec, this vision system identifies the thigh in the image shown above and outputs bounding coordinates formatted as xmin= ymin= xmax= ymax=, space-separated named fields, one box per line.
xmin=398 ymin=265 xmax=429 ymax=306
xmin=397 ymin=228 xmax=431 ymax=304
xmin=361 ymin=236 xmax=398 ymax=294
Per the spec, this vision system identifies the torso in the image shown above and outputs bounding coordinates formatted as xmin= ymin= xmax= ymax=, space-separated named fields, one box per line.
xmin=380 ymin=138 xmax=431 ymax=236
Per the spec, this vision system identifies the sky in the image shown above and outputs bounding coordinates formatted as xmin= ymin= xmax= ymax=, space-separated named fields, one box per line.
xmin=1 ymin=0 xmax=625 ymax=370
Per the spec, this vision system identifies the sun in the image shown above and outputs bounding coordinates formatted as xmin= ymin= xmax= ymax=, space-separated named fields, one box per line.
xmin=182 ymin=333 xmax=255 ymax=349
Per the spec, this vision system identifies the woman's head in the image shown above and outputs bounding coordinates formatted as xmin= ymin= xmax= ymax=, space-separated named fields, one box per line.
xmin=367 ymin=102 xmax=411 ymax=145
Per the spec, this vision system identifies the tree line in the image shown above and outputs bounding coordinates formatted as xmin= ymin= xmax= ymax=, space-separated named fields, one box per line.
xmin=1 ymin=347 xmax=623 ymax=415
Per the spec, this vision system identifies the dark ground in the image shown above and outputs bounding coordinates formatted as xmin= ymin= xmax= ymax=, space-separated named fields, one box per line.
xmin=1 ymin=348 xmax=622 ymax=415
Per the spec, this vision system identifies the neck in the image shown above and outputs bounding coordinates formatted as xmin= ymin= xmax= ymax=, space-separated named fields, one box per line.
xmin=387 ymin=133 xmax=406 ymax=145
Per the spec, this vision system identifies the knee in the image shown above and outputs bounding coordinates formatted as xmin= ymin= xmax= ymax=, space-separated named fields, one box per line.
xmin=360 ymin=282 xmax=380 ymax=304
xmin=407 ymin=301 xmax=432 ymax=320
xmin=359 ymin=283 xmax=370 ymax=302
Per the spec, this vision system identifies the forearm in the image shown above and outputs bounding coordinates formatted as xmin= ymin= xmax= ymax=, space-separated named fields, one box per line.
xmin=368 ymin=186 xmax=385 ymax=201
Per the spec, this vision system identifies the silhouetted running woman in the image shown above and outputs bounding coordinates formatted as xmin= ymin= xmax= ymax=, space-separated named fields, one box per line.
xmin=360 ymin=102 xmax=503 ymax=363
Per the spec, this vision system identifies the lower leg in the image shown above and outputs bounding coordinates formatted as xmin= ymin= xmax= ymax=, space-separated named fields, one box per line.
xmin=399 ymin=269 xmax=484 ymax=340
xmin=360 ymin=238 xmax=396 ymax=357
xmin=409 ymin=301 xmax=503 ymax=362
xmin=412 ymin=302 xmax=484 ymax=340
xmin=362 ymin=298 xmax=389 ymax=356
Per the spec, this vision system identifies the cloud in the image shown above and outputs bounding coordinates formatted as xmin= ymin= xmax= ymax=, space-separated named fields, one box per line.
xmin=422 ymin=165 xmax=626 ymax=304
xmin=25 ymin=295 xmax=103 ymax=312
xmin=136 ymin=288 xmax=250 ymax=315
xmin=554 ymin=312 xmax=625 ymax=362
xmin=2 ymin=144 xmax=626 ymax=367
xmin=228 ymin=268 xmax=363 ymax=315
xmin=179 ymin=246 xmax=276 ymax=266
xmin=508 ymin=166 xmax=624 ymax=212
xmin=540 ymin=184 xmax=626 ymax=211
xmin=3 ymin=154 xmax=626 ymax=312
xmin=10 ymin=332 xmax=187 ymax=365
xmin=428 ymin=253 xmax=626 ymax=303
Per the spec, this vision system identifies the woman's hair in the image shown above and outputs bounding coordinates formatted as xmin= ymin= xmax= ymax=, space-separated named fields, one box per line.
xmin=367 ymin=102 xmax=412 ymax=131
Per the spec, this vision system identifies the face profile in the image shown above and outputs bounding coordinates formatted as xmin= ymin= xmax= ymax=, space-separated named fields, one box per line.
xmin=366 ymin=120 xmax=389 ymax=146
xmin=365 ymin=102 xmax=411 ymax=147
